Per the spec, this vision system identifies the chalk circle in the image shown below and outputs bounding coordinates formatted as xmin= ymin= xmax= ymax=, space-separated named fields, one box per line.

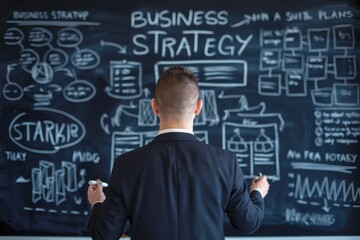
xmin=31 ymin=62 xmax=54 ymax=84
xmin=314 ymin=118 xmax=322 ymax=126
xmin=71 ymin=49 xmax=100 ymax=70
xmin=8 ymin=107 xmax=86 ymax=154
xmin=44 ymin=48 xmax=69 ymax=68
xmin=63 ymin=80 xmax=96 ymax=102
xmin=19 ymin=48 xmax=40 ymax=73
xmin=3 ymin=82 xmax=24 ymax=101
xmin=314 ymin=137 xmax=323 ymax=147
xmin=313 ymin=110 xmax=322 ymax=119
xmin=314 ymin=126 xmax=323 ymax=136
xmin=57 ymin=27 xmax=83 ymax=47
xmin=4 ymin=27 xmax=24 ymax=45
xmin=29 ymin=27 xmax=53 ymax=47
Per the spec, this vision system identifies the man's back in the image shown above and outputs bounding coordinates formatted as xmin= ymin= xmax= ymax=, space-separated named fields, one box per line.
xmin=88 ymin=66 xmax=269 ymax=240
xmin=89 ymin=132 xmax=264 ymax=240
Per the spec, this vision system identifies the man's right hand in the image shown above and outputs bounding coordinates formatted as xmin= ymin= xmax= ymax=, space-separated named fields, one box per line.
xmin=87 ymin=179 xmax=106 ymax=207
xmin=250 ymin=175 xmax=270 ymax=198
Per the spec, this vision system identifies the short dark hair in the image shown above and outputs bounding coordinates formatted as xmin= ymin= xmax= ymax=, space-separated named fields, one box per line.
xmin=155 ymin=66 xmax=199 ymax=118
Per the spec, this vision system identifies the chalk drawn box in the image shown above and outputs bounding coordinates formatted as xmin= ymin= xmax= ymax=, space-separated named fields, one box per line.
xmin=311 ymin=88 xmax=333 ymax=107
xmin=306 ymin=56 xmax=328 ymax=80
xmin=282 ymin=53 xmax=304 ymax=71
xmin=258 ymin=74 xmax=281 ymax=96
xmin=307 ymin=28 xmax=330 ymax=52
xmin=334 ymin=56 xmax=356 ymax=80
xmin=333 ymin=24 xmax=355 ymax=49
xmin=284 ymin=28 xmax=302 ymax=50
xmin=334 ymin=83 xmax=359 ymax=106
xmin=260 ymin=50 xmax=281 ymax=70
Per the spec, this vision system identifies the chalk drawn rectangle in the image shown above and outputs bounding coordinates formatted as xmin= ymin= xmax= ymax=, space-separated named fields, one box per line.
xmin=311 ymin=88 xmax=333 ymax=107
xmin=155 ymin=60 xmax=247 ymax=87
xmin=258 ymin=74 xmax=282 ymax=96
xmin=260 ymin=50 xmax=281 ymax=70
xmin=282 ymin=53 xmax=304 ymax=71
xmin=307 ymin=28 xmax=330 ymax=52
xmin=286 ymin=72 xmax=307 ymax=97
xmin=111 ymin=132 xmax=141 ymax=173
xmin=334 ymin=83 xmax=359 ymax=106
xmin=260 ymin=29 xmax=283 ymax=49
xmin=284 ymin=28 xmax=302 ymax=50
xmin=108 ymin=61 xmax=142 ymax=99
xmin=112 ymin=133 xmax=141 ymax=156
xmin=333 ymin=24 xmax=355 ymax=49
xmin=306 ymin=56 xmax=328 ymax=80
xmin=39 ymin=160 xmax=54 ymax=185
xmin=334 ymin=56 xmax=356 ymax=80
xmin=222 ymin=122 xmax=252 ymax=177
xmin=32 ymin=168 xmax=42 ymax=203
xmin=194 ymin=90 xmax=219 ymax=126
xmin=138 ymin=99 xmax=157 ymax=127
xmin=55 ymin=169 xmax=66 ymax=205
xmin=222 ymin=122 xmax=280 ymax=180
xmin=61 ymin=161 xmax=77 ymax=192
xmin=43 ymin=176 xmax=55 ymax=202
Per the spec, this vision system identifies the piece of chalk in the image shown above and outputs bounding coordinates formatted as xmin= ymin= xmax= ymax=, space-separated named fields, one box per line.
xmin=88 ymin=180 xmax=108 ymax=187
xmin=255 ymin=173 xmax=263 ymax=182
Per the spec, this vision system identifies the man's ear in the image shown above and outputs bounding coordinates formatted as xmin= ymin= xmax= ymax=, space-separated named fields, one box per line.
xmin=194 ymin=99 xmax=203 ymax=116
xmin=151 ymin=98 xmax=160 ymax=115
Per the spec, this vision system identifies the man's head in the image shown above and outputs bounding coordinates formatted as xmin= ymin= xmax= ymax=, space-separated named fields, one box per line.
xmin=152 ymin=66 xmax=202 ymax=126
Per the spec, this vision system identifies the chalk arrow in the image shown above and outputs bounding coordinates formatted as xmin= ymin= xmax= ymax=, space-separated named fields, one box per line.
xmin=100 ymin=40 xmax=127 ymax=54
xmin=231 ymin=15 xmax=251 ymax=28
xmin=74 ymin=197 xmax=82 ymax=205
xmin=55 ymin=67 xmax=75 ymax=78
xmin=208 ymin=118 xmax=220 ymax=127
xmin=322 ymin=198 xmax=331 ymax=213
xmin=222 ymin=111 xmax=230 ymax=121
xmin=6 ymin=63 xmax=18 ymax=82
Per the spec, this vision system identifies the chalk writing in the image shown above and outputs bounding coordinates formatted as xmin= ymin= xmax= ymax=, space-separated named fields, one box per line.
xmin=9 ymin=107 xmax=85 ymax=154
xmin=314 ymin=107 xmax=360 ymax=146
xmin=0 ymin=3 xmax=359 ymax=236
xmin=285 ymin=208 xmax=335 ymax=226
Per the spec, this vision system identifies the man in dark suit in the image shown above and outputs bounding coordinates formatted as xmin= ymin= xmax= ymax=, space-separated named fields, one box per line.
xmin=87 ymin=66 xmax=270 ymax=240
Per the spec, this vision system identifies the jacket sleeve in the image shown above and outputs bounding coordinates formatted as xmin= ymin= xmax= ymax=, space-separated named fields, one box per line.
xmin=88 ymin=159 xmax=128 ymax=240
xmin=225 ymin=153 xmax=265 ymax=234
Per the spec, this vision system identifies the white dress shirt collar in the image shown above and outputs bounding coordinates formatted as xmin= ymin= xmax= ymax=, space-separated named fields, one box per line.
xmin=158 ymin=128 xmax=194 ymax=135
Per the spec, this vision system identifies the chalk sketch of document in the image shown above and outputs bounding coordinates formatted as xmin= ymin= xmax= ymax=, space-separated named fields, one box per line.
xmin=222 ymin=95 xmax=284 ymax=180
xmin=105 ymin=60 xmax=143 ymax=100
xmin=154 ymin=60 xmax=248 ymax=88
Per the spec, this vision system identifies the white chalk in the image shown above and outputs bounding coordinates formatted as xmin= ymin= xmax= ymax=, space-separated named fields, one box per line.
xmin=88 ymin=180 xmax=108 ymax=187
xmin=255 ymin=173 xmax=263 ymax=182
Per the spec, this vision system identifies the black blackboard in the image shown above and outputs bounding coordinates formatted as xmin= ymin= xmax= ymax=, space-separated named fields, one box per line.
xmin=1 ymin=0 xmax=359 ymax=237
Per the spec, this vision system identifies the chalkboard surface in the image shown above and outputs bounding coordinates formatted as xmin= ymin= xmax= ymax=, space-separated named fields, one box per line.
xmin=1 ymin=0 xmax=359 ymax=237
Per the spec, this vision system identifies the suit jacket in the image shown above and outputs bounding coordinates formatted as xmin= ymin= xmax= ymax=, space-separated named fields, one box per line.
xmin=88 ymin=132 xmax=265 ymax=240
